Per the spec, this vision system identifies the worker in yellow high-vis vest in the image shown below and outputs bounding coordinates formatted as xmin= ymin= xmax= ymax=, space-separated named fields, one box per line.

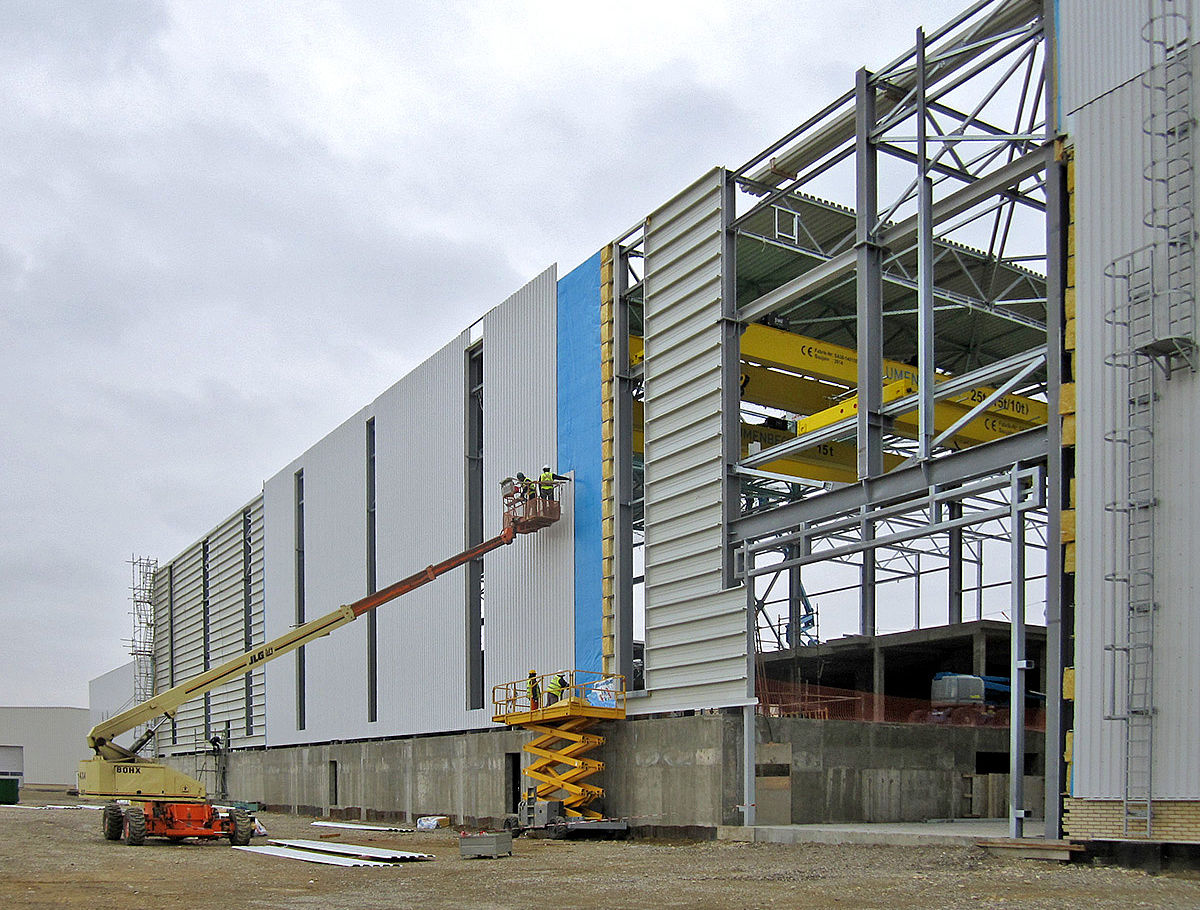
xmin=538 ymin=466 xmax=569 ymax=499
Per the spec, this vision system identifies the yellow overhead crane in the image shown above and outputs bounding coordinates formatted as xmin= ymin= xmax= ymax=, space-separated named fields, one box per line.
xmin=628 ymin=324 xmax=1046 ymax=483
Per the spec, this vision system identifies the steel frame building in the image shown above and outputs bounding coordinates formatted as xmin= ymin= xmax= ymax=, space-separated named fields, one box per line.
xmin=144 ymin=0 xmax=1200 ymax=842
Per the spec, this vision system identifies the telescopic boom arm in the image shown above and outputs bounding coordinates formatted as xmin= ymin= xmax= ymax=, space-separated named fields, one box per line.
xmin=88 ymin=525 xmax=519 ymax=760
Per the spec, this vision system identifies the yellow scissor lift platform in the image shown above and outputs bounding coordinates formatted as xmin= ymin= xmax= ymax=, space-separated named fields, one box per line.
xmin=493 ymin=671 xmax=626 ymax=833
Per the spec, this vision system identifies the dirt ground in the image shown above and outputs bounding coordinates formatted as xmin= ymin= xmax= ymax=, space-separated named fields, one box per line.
xmin=4 ymin=791 xmax=1200 ymax=910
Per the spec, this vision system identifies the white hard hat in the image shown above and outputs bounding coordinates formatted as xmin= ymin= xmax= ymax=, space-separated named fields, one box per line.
xmin=543 ymin=465 xmax=550 ymax=472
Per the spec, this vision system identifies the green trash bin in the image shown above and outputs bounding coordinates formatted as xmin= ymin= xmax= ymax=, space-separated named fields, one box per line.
xmin=0 ymin=778 xmax=18 ymax=805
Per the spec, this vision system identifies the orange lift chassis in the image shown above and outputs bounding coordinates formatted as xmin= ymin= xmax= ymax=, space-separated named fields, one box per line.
xmin=80 ymin=482 xmax=564 ymax=846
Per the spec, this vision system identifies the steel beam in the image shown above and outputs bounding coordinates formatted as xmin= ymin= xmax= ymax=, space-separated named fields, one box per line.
xmin=737 ymin=148 xmax=1049 ymax=325
xmin=730 ymin=426 xmax=1048 ymax=544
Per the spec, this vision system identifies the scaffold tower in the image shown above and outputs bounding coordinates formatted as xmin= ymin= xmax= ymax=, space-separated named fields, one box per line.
xmin=128 ymin=555 xmax=158 ymax=745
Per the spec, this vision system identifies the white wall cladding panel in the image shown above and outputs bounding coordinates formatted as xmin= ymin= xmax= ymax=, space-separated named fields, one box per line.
xmin=169 ymin=543 xmax=205 ymax=751
xmin=651 ymin=659 xmax=747 ymax=689
xmin=649 ymin=337 xmax=721 ymax=378
xmin=245 ymin=497 xmax=266 ymax=742
xmin=645 ymin=572 xmax=726 ymax=608
xmin=260 ymin=267 xmax=572 ymax=746
xmin=371 ymin=340 xmax=469 ymax=736
xmin=639 ymin=167 xmax=750 ymax=714
xmin=206 ymin=510 xmax=250 ymax=744
xmin=650 ymin=615 xmax=745 ymax=650
xmin=152 ymin=563 xmax=172 ymax=697
xmin=1056 ymin=1 xmax=1151 ymax=120
xmin=645 ymin=387 xmax=722 ymax=434
xmin=263 ymin=405 xmax=371 ymax=747
xmin=151 ymin=496 xmax=266 ymax=755
xmin=481 ymin=267 xmax=575 ymax=703
xmin=1069 ymin=58 xmax=1200 ymax=798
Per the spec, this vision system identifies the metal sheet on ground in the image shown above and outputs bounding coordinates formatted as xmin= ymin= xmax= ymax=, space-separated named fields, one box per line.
xmin=270 ymin=838 xmax=433 ymax=861
xmin=310 ymin=820 xmax=413 ymax=832
xmin=233 ymin=844 xmax=391 ymax=867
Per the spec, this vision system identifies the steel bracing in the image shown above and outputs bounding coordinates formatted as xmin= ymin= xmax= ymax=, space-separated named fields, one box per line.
xmin=722 ymin=0 xmax=1058 ymax=838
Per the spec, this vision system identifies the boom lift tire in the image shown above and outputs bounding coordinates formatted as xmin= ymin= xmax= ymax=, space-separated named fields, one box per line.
xmin=102 ymin=803 xmax=123 ymax=841
xmin=549 ymin=815 xmax=568 ymax=840
xmin=229 ymin=807 xmax=253 ymax=847
xmin=123 ymin=807 xmax=146 ymax=846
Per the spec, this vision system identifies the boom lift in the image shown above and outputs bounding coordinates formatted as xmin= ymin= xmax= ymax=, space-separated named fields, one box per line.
xmin=80 ymin=481 xmax=564 ymax=845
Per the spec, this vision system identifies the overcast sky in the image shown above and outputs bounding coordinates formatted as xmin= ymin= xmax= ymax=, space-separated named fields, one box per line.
xmin=1 ymin=0 xmax=969 ymax=707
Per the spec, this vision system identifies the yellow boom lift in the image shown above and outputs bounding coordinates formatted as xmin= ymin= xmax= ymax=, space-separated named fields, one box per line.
xmin=79 ymin=483 xmax=563 ymax=845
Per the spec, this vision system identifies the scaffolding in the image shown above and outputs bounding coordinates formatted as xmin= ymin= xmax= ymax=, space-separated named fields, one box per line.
xmin=127 ymin=555 xmax=158 ymax=748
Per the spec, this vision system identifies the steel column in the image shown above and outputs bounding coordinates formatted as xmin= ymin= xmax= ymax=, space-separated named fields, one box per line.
xmin=917 ymin=28 xmax=936 ymax=460
xmin=1009 ymin=469 xmax=1028 ymax=839
xmin=744 ymin=548 xmax=757 ymax=827
xmin=721 ymin=170 xmax=743 ymax=590
xmin=949 ymin=499 xmax=964 ymax=624
xmin=613 ymin=240 xmax=635 ymax=685
xmin=855 ymin=67 xmax=885 ymax=480
xmin=1042 ymin=150 xmax=1067 ymax=840
xmin=856 ymin=67 xmax=883 ymax=638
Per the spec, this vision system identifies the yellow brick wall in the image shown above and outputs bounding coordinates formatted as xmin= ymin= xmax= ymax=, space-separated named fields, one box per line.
xmin=1064 ymin=798 xmax=1200 ymax=842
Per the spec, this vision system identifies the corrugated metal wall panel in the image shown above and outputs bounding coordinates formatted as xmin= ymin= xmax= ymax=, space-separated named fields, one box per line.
xmin=245 ymin=496 xmax=266 ymax=743
xmin=483 ymin=267 xmax=576 ymax=697
xmin=169 ymin=542 xmax=205 ymax=753
xmin=638 ymin=167 xmax=750 ymax=714
xmin=205 ymin=511 xmax=249 ymax=744
xmin=151 ymin=563 xmax=172 ymax=696
xmin=1056 ymin=0 xmax=1149 ymax=121
xmin=1069 ymin=45 xmax=1200 ymax=798
xmin=150 ymin=495 xmax=266 ymax=754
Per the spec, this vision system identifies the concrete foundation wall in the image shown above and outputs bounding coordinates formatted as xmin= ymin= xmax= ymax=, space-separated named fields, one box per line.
xmin=764 ymin=717 xmax=1045 ymax=824
xmin=164 ymin=713 xmax=1046 ymax=831
xmin=594 ymin=712 xmax=743 ymax=827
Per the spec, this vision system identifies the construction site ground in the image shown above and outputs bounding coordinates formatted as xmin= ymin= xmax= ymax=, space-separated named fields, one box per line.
xmin=5 ymin=791 xmax=1200 ymax=909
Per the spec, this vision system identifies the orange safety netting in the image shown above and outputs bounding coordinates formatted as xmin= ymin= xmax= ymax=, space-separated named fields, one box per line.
xmin=756 ymin=677 xmax=1045 ymax=730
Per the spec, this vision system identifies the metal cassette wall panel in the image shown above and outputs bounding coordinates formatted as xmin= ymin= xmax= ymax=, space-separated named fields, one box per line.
xmin=1070 ymin=74 xmax=1200 ymax=798
xmin=639 ymin=167 xmax=749 ymax=714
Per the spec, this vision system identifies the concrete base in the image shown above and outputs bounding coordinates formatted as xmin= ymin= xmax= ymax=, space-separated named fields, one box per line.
xmin=717 ymin=819 xmax=1045 ymax=847
xmin=159 ymin=711 xmax=1046 ymax=831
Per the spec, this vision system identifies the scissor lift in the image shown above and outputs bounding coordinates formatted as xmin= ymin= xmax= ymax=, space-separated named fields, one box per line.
xmin=493 ymin=671 xmax=626 ymax=836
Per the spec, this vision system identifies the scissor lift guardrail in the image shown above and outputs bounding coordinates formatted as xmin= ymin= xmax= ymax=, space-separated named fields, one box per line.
xmin=493 ymin=671 xmax=626 ymax=820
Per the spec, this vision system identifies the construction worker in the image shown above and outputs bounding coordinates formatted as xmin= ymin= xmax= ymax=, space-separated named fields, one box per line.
xmin=546 ymin=672 xmax=569 ymax=706
xmin=538 ymin=465 xmax=569 ymax=499
xmin=526 ymin=670 xmax=540 ymax=710
xmin=515 ymin=472 xmax=536 ymax=501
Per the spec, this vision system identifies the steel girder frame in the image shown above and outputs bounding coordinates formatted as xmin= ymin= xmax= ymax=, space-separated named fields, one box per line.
xmin=724 ymin=0 xmax=1064 ymax=837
